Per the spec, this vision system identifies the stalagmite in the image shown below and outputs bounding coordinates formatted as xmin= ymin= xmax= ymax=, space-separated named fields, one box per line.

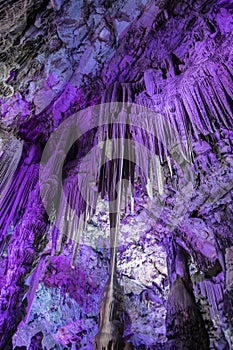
xmin=165 ymin=242 xmax=210 ymax=350
xmin=93 ymin=274 xmax=125 ymax=350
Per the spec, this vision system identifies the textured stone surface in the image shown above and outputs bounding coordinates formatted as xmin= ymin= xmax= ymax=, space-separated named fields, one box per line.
xmin=0 ymin=0 xmax=233 ymax=349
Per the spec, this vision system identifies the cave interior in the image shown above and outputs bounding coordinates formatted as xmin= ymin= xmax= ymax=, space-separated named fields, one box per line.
xmin=0 ymin=0 xmax=233 ymax=349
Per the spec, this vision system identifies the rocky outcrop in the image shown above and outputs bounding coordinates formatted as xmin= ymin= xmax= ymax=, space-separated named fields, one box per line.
xmin=0 ymin=184 xmax=49 ymax=349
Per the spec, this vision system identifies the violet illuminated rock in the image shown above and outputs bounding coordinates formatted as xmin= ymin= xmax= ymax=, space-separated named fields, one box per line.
xmin=0 ymin=0 xmax=233 ymax=349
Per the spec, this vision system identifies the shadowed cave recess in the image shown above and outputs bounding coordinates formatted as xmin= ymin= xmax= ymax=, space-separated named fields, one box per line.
xmin=0 ymin=0 xmax=233 ymax=349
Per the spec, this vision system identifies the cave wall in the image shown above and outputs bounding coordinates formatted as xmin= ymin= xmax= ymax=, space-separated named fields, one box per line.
xmin=0 ymin=0 xmax=233 ymax=349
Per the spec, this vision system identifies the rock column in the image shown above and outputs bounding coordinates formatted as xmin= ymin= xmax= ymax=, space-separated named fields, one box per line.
xmin=165 ymin=241 xmax=210 ymax=350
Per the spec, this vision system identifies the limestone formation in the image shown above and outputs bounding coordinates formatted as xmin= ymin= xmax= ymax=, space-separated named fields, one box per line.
xmin=0 ymin=0 xmax=233 ymax=349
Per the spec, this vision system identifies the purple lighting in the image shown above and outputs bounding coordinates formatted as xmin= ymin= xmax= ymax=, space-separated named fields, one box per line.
xmin=0 ymin=0 xmax=233 ymax=349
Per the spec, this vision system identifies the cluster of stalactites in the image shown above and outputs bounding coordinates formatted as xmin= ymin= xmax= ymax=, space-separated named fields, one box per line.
xmin=41 ymin=81 xmax=197 ymax=265
xmin=3 ymin=55 xmax=233 ymax=265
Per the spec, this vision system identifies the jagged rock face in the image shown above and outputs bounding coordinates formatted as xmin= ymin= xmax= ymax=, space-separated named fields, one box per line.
xmin=13 ymin=201 xmax=168 ymax=349
xmin=0 ymin=0 xmax=233 ymax=349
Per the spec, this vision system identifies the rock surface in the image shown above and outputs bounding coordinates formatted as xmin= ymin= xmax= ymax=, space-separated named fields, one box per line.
xmin=0 ymin=0 xmax=233 ymax=349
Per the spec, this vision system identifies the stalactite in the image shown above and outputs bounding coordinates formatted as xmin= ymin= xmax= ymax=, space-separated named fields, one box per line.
xmin=225 ymin=247 xmax=233 ymax=295
xmin=0 ymin=158 xmax=40 ymax=253
xmin=0 ymin=130 xmax=23 ymax=211
xmin=193 ymin=278 xmax=229 ymax=349
xmin=94 ymin=89 xmax=127 ymax=348
xmin=200 ymin=280 xmax=223 ymax=324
